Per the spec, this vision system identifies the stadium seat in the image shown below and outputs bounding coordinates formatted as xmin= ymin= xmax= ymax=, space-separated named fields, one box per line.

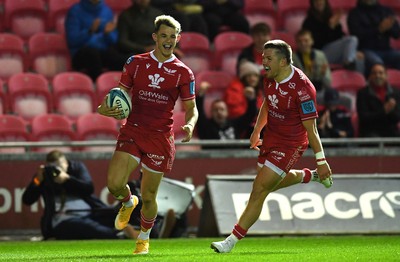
xmin=4 ymin=0 xmax=47 ymax=40
xmin=244 ymin=0 xmax=277 ymax=30
xmin=28 ymin=32 xmax=71 ymax=80
xmin=213 ymin=31 xmax=253 ymax=75
xmin=196 ymin=70 xmax=234 ymax=118
xmin=391 ymin=38 xmax=400 ymax=50
xmin=0 ymin=33 xmax=27 ymax=81
xmin=47 ymin=0 xmax=79 ymax=35
xmin=387 ymin=68 xmax=400 ymax=89
xmin=173 ymin=111 xmax=201 ymax=151
xmin=52 ymin=72 xmax=96 ymax=120
xmin=330 ymin=0 xmax=357 ymax=11
xmin=277 ymin=0 xmax=309 ymax=32
xmin=272 ymin=31 xmax=297 ymax=50
xmin=8 ymin=72 xmax=52 ymax=121
xmin=31 ymin=113 xmax=75 ymax=152
xmin=380 ymin=0 xmax=400 ymax=13
xmin=0 ymin=114 xmax=30 ymax=153
xmin=179 ymin=32 xmax=213 ymax=76
xmin=76 ymin=113 xmax=119 ymax=152
xmin=0 ymin=78 xmax=6 ymax=114
xmin=95 ymin=71 xmax=121 ymax=104
xmin=331 ymin=69 xmax=366 ymax=93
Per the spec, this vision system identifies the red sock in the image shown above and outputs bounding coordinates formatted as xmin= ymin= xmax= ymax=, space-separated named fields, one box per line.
xmin=140 ymin=211 xmax=156 ymax=230
xmin=120 ymin=191 xmax=131 ymax=203
xmin=302 ymin=168 xmax=312 ymax=183
xmin=232 ymin=224 xmax=247 ymax=240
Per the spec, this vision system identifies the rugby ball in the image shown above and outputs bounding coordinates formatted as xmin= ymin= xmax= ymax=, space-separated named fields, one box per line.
xmin=106 ymin=87 xmax=132 ymax=119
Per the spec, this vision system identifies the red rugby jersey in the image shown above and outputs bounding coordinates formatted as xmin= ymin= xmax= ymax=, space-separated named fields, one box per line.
xmin=120 ymin=51 xmax=195 ymax=132
xmin=263 ymin=66 xmax=318 ymax=147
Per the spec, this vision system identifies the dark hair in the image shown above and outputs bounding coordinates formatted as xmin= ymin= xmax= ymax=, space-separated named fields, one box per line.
xmin=154 ymin=15 xmax=181 ymax=34
xmin=46 ymin=150 xmax=64 ymax=163
xmin=264 ymin=40 xmax=293 ymax=65
xmin=308 ymin=0 xmax=332 ymax=23
xmin=295 ymin=29 xmax=313 ymax=40
xmin=250 ymin=22 xmax=271 ymax=35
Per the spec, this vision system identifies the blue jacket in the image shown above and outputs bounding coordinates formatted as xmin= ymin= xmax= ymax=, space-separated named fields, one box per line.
xmin=65 ymin=0 xmax=118 ymax=56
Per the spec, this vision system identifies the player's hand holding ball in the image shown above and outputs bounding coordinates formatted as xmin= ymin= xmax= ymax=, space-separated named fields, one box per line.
xmin=97 ymin=87 xmax=132 ymax=120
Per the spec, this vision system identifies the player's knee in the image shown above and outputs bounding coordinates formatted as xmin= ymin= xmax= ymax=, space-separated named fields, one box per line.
xmin=141 ymin=190 xmax=157 ymax=206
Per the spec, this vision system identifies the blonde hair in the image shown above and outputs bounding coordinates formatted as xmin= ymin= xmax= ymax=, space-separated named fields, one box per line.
xmin=154 ymin=15 xmax=181 ymax=34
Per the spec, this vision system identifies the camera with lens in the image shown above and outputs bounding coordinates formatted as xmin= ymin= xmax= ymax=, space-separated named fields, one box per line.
xmin=44 ymin=164 xmax=61 ymax=180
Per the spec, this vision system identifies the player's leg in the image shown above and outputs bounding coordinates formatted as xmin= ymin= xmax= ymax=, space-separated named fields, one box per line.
xmin=133 ymin=166 xmax=163 ymax=255
xmin=108 ymin=151 xmax=140 ymax=230
xmin=211 ymin=165 xmax=283 ymax=253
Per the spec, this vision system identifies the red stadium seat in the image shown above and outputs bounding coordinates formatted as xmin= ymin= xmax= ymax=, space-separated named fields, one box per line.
xmin=76 ymin=113 xmax=119 ymax=152
xmin=4 ymin=0 xmax=47 ymax=40
xmin=0 ymin=114 xmax=30 ymax=153
xmin=31 ymin=113 xmax=75 ymax=152
xmin=331 ymin=69 xmax=366 ymax=93
xmin=196 ymin=70 xmax=234 ymax=118
xmin=179 ymin=32 xmax=213 ymax=76
xmin=272 ymin=31 xmax=297 ymax=50
xmin=244 ymin=0 xmax=277 ymax=30
xmin=47 ymin=0 xmax=79 ymax=35
xmin=52 ymin=72 xmax=96 ymax=120
xmin=391 ymin=37 xmax=400 ymax=50
xmin=8 ymin=72 xmax=52 ymax=121
xmin=387 ymin=68 xmax=400 ymax=89
xmin=277 ymin=0 xmax=309 ymax=32
xmin=28 ymin=32 xmax=71 ymax=80
xmin=0 ymin=33 xmax=27 ymax=81
xmin=0 ymin=79 xmax=6 ymax=114
xmin=379 ymin=0 xmax=400 ymax=13
xmin=95 ymin=71 xmax=121 ymax=104
xmin=213 ymin=31 xmax=253 ymax=75
xmin=330 ymin=0 xmax=357 ymax=11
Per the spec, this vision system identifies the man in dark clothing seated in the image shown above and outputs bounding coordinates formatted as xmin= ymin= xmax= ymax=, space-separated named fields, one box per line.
xmin=196 ymin=81 xmax=258 ymax=148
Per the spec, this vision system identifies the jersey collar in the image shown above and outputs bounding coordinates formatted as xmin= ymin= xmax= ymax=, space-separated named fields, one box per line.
xmin=150 ymin=51 xmax=176 ymax=64
xmin=278 ymin=65 xmax=295 ymax=84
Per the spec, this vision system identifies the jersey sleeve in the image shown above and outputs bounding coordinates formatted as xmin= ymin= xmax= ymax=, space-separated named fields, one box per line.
xmin=297 ymin=79 xmax=318 ymax=121
xmin=119 ymin=56 xmax=135 ymax=89
xmin=179 ymin=67 xmax=196 ymax=101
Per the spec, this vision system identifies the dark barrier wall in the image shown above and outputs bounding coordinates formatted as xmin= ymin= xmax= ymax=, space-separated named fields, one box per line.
xmin=1 ymin=150 xmax=399 ymax=233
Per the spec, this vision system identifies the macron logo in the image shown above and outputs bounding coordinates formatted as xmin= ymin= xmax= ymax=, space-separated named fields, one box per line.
xmin=146 ymin=63 xmax=150 ymax=69
xmin=148 ymin=74 xmax=164 ymax=89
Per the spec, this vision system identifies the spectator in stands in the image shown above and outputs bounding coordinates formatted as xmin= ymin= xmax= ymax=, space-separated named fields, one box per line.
xmin=237 ymin=22 xmax=272 ymax=72
xmin=225 ymin=61 xmax=263 ymax=117
xmin=302 ymin=0 xmax=364 ymax=73
xmin=201 ymin=0 xmax=250 ymax=42
xmin=65 ymin=0 xmax=127 ymax=81
xmin=357 ymin=63 xmax=400 ymax=137
xmin=196 ymin=80 xmax=258 ymax=143
xmin=317 ymin=88 xmax=354 ymax=138
xmin=22 ymin=150 xmax=137 ymax=240
xmin=347 ymin=0 xmax=400 ymax=74
xmin=151 ymin=0 xmax=209 ymax=39
xmin=293 ymin=29 xmax=331 ymax=93
xmin=117 ymin=0 xmax=163 ymax=56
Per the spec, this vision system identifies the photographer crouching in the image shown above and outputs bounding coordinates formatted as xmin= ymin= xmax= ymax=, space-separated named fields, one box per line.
xmin=22 ymin=150 xmax=137 ymax=240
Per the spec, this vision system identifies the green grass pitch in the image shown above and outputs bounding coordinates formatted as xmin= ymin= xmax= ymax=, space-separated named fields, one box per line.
xmin=1 ymin=236 xmax=400 ymax=261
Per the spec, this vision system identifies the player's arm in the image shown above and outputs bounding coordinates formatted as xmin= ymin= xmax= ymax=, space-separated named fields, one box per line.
xmin=302 ymin=118 xmax=332 ymax=180
xmin=97 ymin=84 xmax=126 ymax=118
xmin=181 ymin=98 xmax=199 ymax=143
xmin=250 ymin=98 xmax=268 ymax=151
